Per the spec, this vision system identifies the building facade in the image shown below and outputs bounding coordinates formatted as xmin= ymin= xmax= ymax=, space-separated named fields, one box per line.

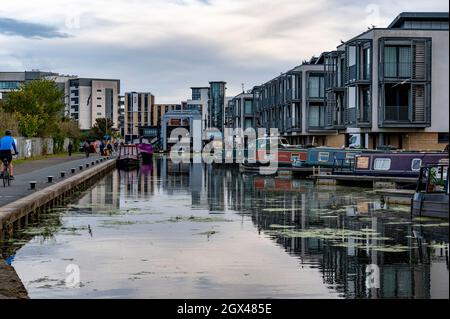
xmin=152 ymin=104 xmax=182 ymax=127
xmin=227 ymin=92 xmax=255 ymax=134
xmin=324 ymin=12 xmax=449 ymax=150
xmin=186 ymin=87 xmax=209 ymax=130
xmin=68 ymin=78 xmax=120 ymax=130
xmin=208 ymin=81 xmax=226 ymax=131
xmin=252 ymin=12 xmax=449 ymax=150
xmin=0 ymin=70 xmax=59 ymax=100
xmin=124 ymin=92 xmax=155 ymax=142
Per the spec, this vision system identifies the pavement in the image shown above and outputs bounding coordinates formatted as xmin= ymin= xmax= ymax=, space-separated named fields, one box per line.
xmin=0 ymin=153 xmax=105 ymax=208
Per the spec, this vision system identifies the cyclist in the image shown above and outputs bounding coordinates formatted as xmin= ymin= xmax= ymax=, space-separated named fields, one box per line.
xmin=0 ymin=129 xmax=18 ymax=180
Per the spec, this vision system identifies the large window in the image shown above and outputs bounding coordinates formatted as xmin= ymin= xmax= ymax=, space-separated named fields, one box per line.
xmin=308 ymin=103 xmax=326 ymax=127
xmin=384 ymin=83 xmax=410 ymax=121
xmin=308 ymin=75 xmax=324 ymax=98
xmin=0 ymin=81 xmax=21 ymax=90
xmin=384 ymin=46 xmax=411 ymax=78
xmin=244 ymin=100 xmax=252 ymax=114
xmin=362 ymin=47 xmax=371 ymax=80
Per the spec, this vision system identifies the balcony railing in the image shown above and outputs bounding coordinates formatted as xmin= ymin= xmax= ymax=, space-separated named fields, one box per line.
xmin=384 ymin=105 xmax=409 ymax=122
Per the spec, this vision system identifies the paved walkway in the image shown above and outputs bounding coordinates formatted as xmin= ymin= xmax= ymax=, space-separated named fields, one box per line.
xmin=0 ymin=154 xmax=105 ymax=208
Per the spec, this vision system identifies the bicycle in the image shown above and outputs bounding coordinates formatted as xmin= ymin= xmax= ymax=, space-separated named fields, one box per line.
xmin=2 ymin=153 xmax=17 ymax=187
xmin=2 ymin=158 xmax=11 ymax=187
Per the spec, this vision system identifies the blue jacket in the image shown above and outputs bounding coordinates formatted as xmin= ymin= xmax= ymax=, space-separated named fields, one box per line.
xmin=0 ymin=136 xmax=18 ymax=153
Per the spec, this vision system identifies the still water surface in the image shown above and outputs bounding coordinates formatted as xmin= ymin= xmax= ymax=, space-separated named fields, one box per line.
xmin=5 ymin=156 xmax=449 ymax=298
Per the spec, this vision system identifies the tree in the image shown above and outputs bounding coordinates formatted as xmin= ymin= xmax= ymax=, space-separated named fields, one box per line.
xmin=0 ymin=109 xmax=20 ymax=135
xmin=3 ymin=79 xmax=65 ymax=137
xmin=90 ymin=118 xmax=114 ymax=140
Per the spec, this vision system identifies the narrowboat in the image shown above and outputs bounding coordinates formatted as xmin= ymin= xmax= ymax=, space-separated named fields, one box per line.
xmin=292 ymin=147 xmax=362 ymax=169
xmin=240 ymin=137 xmax=307 ymax=173
xmin=411 ymin=161 xmax=448 ymax=219
xmin=135 ymin=138 xmax=154 ymax=163
xmin=353 ymin=152 xmax=448 ymax=178
xmin=117 ymin=144 xmax=141 ymax=169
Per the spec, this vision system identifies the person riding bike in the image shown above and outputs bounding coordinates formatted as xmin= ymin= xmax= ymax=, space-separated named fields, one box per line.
xmin=0 ymin=129 xmax=18 ymax=180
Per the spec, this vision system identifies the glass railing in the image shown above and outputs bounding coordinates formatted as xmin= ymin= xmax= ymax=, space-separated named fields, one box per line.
xmin=384 ymin=105 xmax=409 ymax=122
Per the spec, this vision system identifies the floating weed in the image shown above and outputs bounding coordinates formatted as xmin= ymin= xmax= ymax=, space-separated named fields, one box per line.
xmin=373 ymin=245 xmax=410 ymax=253
xmin=262 ymin=208 xmax=300 ymax=212
xmin=163 ymin=216 xmax=232 ymax=223
xmin=269 ymin=224 xmax=296 ymax=229
xmin=412 ymin=223 xmax=449 ymax=228
xmin=196 ymin=230 xmax=218 ymax=236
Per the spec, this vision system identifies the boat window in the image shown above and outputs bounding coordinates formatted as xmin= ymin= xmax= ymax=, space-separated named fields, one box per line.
xmin=318 ymin=152 xmax=329 ymax=162
xmin=345 ymin=153 xmax=355 ymax=164
xmin=411 ymin=159 xmax=422 ymax=171
xmin=373 ymin=158 xmax=391 ymax=170
xmin=356 ymin=156 xmax=369 ymax=169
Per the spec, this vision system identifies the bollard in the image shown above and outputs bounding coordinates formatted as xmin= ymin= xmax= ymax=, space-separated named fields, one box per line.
xmin=47 ymin=176 xmax=54 ymax=183
xmin=86 ymin=163 xmax=90 ymax=168
xmin=96 ymin=160 xmax=99 ymax=164
xmin=79 ymin=165 xmax=83 ymax=170
xmin=71 ymin=168 xmax=76 ymax=174
xmin=60 ymin=171 xmax=66 ymax=178
xmin=29 ymin=181 xmax=37 ymax=190
xmin=91 ymin=161 xmax=95 ymax=165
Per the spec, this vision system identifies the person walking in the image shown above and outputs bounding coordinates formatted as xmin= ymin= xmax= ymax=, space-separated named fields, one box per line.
xmin=83 ymin=140 xmax=90 ymax=158
xmin=107 ymin=142 xmax=113 ymax=156
xmin=68 ymin=141 xmax=73 ymax=157
xmin=99 ymin=141 xmax=105 ymax=156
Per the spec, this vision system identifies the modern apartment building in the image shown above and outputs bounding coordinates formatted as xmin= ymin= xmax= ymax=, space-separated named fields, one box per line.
xmin=227 ymin=92 xmax=255 ymax=134
xmin=186 ymin=87 xmax=209 ymax=129
xmin=152 ymin=104 xmax=182 ymax=127
xmin=68 ymin=78 xmax=120 ymax=130
xmin=0 ymin=70 xmax=59 ymax=100
xmin=124 ymin=92 xmax=155 ymax=142
xmin=208 ymin=81 xmax=227 ymax=131
xmin=118 ymin=95 xmax=125 ymax=137
xmin=252 ymin=57 xmax=341 ymax=146
xmin=252 ymin=12 xmax=449 ymax=150
xmin=323 ymin=12 xmax=449 ymax=150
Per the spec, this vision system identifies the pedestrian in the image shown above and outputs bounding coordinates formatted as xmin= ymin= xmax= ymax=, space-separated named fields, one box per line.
xmin=107 ymin=142 xmax=113 ymax=156
xmin=99 ymin=141 xmax=105 ymax=156
xmin=83 ymin=140 xmax=90 ymax=158
xmin=68 ymin=141 xmax=73 ymax=157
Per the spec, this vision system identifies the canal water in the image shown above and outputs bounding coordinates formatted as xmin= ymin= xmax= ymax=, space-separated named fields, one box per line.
xmin=3 ymin=156 xmax=449 ymax=298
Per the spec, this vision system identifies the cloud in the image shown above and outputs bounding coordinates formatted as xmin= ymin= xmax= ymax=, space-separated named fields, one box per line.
xmin=0 ymin=0 xmax=448 ymax=102
xmin=0 ymin=17 xmax=69 ymax=39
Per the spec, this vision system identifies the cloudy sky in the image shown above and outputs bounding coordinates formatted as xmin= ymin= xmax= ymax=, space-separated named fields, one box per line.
xmin=0 ymin=0 xmax=448 ymax=103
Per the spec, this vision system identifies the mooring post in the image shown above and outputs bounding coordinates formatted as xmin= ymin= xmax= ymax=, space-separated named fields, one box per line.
xmin=86 ymin=163 xmax=90 ymax=168
xmin=47 ymin=176 xmax=53 ymax=183
xmin=60 ymin=171 xmax=66 ymax=178
xmin=29 ymin=181 xmax=37 ymax=190
xmin=91 ymin=161 xmax=95 ymax=166
xmin=71 ymin=168 xmax=76 ymax=174
xmin=79 ymin=165 xmax=83 ymax=170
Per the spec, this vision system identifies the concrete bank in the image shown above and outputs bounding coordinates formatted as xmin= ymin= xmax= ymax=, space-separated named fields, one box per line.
xmin=0 ymin=258 xmax=28 ymax=299
xmin=0 ymin=158 xmax=116 ymax=240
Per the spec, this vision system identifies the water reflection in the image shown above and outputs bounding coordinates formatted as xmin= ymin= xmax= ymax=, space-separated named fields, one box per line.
xmin=6 ymin=156 xmax=449 ymax=299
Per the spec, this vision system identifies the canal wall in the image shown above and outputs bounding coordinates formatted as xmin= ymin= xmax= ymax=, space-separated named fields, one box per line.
xmin=0 ymin=158 xmax=116 ymax=240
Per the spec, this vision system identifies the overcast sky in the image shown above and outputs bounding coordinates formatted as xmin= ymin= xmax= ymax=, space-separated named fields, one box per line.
xmin=0 ymin=0 xmax=448 ymax=103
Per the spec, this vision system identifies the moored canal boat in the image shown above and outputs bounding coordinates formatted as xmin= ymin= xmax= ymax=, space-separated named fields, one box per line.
xmin=117 ymin=144 xmax=141 ymax=169
xmin=412 ymin=161 xmax=449 ymax=219
xmin=240 ymin=137 xmax=307 ymax=174
xmin=353 ymin=151 xmax=448 ymax=178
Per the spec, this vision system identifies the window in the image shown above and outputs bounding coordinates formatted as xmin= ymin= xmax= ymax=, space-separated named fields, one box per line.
xmin=97 ymin=112 xmax=102 ymax=116
xmin=318 ymin=152 xmax=329 ymax=162
xmin=97 ymin=105 xmax=102 ymax=108
xmin=356 ymin=156 xmax=369 ymax=169
xmin=308 ymin=75 xmax=324 ymax=98
xmin=308 ymin=103 xmax=326 ymax=127
xmin=97 ymin=97 xmax=102 ymax=100
xmin=438 ymin=133 xmax=449 ymax=144
xmin=97 ymin=89 xmax=102 ymax=92
xmin=384 ymin=46 xmax=411 ymax=78
xmin=244 ymin=100 xmax=252 ymax=114
xmin=411 ymin=159 xmax=422 ymax=171
xmin=362 ymin=47 xmax=371 ymax=80
xmin=384 ymin=83 xmax=410 ymax=121
xmin=373 ymin=158 xmax=391 ymax=170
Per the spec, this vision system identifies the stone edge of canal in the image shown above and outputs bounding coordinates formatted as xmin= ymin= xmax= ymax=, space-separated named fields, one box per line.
xmin=0 ymin=158 xmax=116 ymax=299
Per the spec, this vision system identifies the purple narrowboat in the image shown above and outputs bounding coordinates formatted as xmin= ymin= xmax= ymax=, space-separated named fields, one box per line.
xmin=134 ymin=138 xmax=154 ymax=163
xmin=353 ymin=152 xmax=448 ymax=178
